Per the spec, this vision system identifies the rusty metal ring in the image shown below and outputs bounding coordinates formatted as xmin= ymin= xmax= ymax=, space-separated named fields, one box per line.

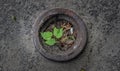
xmin=33 ymin=8 xmax=87 ymax=61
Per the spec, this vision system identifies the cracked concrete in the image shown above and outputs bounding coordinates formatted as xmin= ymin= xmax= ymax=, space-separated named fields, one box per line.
xmin=0 ymin=0 xmax=120 ymax=71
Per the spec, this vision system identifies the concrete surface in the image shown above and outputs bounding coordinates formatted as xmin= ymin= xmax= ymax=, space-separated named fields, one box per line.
xmin=0 ymin=0 xmax=120 ymax=71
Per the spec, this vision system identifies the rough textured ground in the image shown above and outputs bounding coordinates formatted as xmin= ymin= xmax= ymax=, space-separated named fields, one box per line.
xmin=0 ymin=0 xmax=120 ymax=71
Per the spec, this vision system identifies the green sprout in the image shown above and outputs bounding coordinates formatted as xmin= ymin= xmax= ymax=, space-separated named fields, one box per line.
xmin=53 ymin=27 xmax=63 ymax=39
xmin=80 ymin=68 xmax=86 ymax=71
xmin=11 ymin=16 xmax=16 ymax=21
xmin=40 ymin=27 xmax=63 ymax=46
xmin=41 ymin=32 xmax=52 ymax=40
xmin=45 ymin=38 xmax=56 ymax=46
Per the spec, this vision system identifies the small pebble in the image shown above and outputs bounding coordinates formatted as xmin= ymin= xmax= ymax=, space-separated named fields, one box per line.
xmin=70 ymin=28 xmax=73 ymax=34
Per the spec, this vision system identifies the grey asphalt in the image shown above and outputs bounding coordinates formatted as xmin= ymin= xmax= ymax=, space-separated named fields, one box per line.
xmin=0 ymin=0 xmax=120 ymax=71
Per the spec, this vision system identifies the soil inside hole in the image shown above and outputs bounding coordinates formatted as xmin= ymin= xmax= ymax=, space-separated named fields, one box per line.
xmin=39 ymin=17 xmax=77 ymax=54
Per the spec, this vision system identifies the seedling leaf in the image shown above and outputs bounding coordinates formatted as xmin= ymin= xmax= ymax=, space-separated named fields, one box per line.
xmin=11 ymin=16 xmax=16 ymax=21
xmin=45 ymin=38 xmax=56 ymax=46
xmin=53 ymin=27 xmax=63 ymax=39
xmin=41 ymin=32 xmax=52 ymax=40
xmin=80 ymin=68 xmax=85 ymax=71
xmin=69 ymin=36 xmax=75 ymax=40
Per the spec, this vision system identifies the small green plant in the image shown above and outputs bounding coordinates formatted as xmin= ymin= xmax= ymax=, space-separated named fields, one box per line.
xmin=45 ymin=38 xmax=56 ymax=46
xmin=11 ymin=16 xmax=16 ymax=21
xmin=40 ymin=27 xmax=63 ymax=46
xmin=41 ymin=32 xmax=52 ymax=40
xmin=80 ymin=68 xmax=85 ymax=71
xmin=53 ymin=27 xmax=63 ymax=39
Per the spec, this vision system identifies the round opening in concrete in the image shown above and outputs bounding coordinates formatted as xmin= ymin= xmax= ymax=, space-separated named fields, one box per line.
xmin=33 ymin=8 xmax=87 ymax=61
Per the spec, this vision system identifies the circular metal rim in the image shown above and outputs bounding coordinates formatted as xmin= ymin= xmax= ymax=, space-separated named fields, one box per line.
xmin=33 ymin=8 xmax=87 ymax=61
